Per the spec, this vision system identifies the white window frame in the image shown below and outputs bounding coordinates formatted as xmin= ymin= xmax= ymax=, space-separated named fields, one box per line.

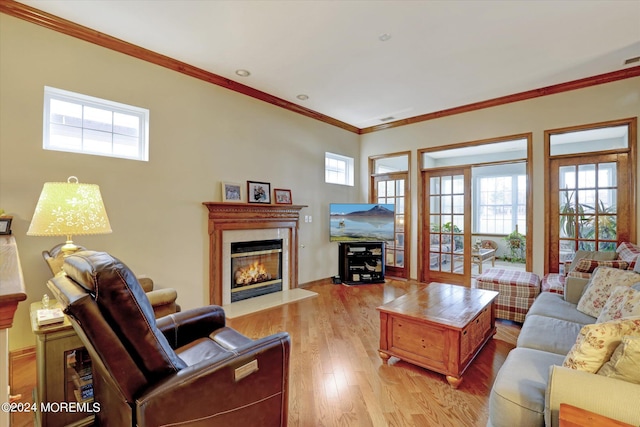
xmin=43 ymin=86 xmax=149 ymax=161
xmin=473 ymin=173 xmax=527 ymax=234
xmin=325 ymin=152 xmax=354 ymax=186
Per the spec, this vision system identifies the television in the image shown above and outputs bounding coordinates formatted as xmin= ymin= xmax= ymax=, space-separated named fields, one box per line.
xmin=329 ymin=203 xmax=395 ymax=242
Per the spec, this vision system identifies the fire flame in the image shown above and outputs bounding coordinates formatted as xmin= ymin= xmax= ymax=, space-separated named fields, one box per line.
xmin=234 ymin=261 xmax=271 ymax=286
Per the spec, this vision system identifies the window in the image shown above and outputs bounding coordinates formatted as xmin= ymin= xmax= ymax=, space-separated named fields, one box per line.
xmin=325 ymin=152 xmax=354 ymax=186
xmin=473 ymin=163 xmax=527 ymax=234
xmin=43 ymin=86 xmax=149 ymax=161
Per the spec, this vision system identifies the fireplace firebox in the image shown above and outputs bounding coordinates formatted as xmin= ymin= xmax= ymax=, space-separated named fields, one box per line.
xmin=230 ymin=239 xmax=283 ymax=302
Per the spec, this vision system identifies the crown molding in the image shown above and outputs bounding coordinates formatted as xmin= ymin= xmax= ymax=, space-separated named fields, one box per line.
xmin=2 ymin=0 xmax=639 ymax=136
xmin=0 ymin=0 xmax=360 ymax=134
xmin=360 ymin=66 xmax=640 ymax=134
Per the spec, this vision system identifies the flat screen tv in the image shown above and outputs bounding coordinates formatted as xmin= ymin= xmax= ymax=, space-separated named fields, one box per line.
xmin=329 ymin=203 xmax=395 ymax=242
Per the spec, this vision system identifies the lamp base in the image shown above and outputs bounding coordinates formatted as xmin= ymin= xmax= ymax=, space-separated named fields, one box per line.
xmin=60 ymin=240 xmax=79 ymax=257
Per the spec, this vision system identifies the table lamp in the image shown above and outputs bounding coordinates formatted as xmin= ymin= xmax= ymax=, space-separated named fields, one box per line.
xmin=27 ymin=176 xmax=112 ymax=257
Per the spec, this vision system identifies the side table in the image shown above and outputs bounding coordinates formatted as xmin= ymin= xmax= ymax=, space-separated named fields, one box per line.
xmin=559 ymin=403 xmax=634 ymax=427
xmin=30 ymin=301 xmax=94 ymax=427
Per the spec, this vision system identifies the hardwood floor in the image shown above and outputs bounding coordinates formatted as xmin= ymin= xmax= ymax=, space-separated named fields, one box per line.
xmin=10 ymin=278 xmax=520 ymax=427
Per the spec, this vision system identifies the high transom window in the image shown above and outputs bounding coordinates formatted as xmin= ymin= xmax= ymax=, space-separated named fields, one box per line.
xmin=43 ymin=86 xmax=149 ymax=161
xmin=325 ymin=152 xmax=354 ymax=186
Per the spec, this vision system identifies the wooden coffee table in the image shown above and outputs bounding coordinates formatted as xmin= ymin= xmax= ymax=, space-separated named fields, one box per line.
xmin=378 ymin=282 xmax=498 ymax=388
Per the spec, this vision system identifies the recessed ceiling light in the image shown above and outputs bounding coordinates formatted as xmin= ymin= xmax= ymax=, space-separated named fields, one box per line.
xmin=378 ymin=33 xmax=392 ymax=42
xmin=296 ymin=94 xmax=309 ymax=101
xmin=235 ymin=69 xmax=251 ymax=77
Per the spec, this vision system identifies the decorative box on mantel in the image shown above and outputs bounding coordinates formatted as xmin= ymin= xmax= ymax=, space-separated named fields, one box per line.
xmin=203 ymin=202 xmax=307 ymax=306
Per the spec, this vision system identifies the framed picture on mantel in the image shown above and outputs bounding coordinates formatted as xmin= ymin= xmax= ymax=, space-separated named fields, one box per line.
xmin=274 ymin=189 xmax=292 ymax=204
xmin=222 ymin=182 xmax=242 ymax=202
xmin=247 ymin=181 xmax=271 ymax=204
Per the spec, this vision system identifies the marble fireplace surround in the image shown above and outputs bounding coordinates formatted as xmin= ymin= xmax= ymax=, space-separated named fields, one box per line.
xmin=203 ymin=202 xmax=315 ymax=317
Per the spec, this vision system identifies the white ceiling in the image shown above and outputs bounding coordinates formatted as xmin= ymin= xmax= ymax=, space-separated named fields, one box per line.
xmin=17 ymin=0 xmax=640 ymax=130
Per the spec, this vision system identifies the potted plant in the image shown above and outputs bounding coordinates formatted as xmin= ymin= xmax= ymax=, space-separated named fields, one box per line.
xmin=504 ymin=228 xmax=526 ymax=262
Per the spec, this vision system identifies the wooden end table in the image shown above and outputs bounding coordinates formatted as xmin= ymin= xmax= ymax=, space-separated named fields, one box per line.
xmin=453 ymin=248 xmax=496 ymax=274
xmin=472 ymin=248 xmax=496 ymax=274
xmin=378 ymin=282 xmax=498 ymax=388
xmin=559 ymin=403 xmax=634 ymax=427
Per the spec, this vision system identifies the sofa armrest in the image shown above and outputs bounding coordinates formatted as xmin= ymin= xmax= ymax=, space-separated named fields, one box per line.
xmin=156 ymin=306 xmax=226 ymax=348
xmin=545 ymin=365 xmax=640 ymax=427
xmin=146 ymin=288 xmax=179 ymax=318
xmin=136 ymin=332 xmax=290 ymax=427
xmin=563 ymin=276 xmax=590 ymax=304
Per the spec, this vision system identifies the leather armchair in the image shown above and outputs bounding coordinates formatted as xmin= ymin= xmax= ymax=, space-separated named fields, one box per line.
xmin=47 ymin=251 xmax=291 ymax=427
xmin=43 ymin=244 xmax=179 ymax=318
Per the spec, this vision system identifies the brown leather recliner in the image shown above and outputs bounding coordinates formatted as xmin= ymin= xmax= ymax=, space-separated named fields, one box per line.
xmin=43 ymin=243 xmax=180 ymax=318
xmin=47 ymin=251 xmax=290 ymax=427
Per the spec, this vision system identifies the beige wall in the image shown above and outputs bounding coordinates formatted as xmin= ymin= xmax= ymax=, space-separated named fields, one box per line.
xmin=0 ymin=15 xmax=361 ymax=351
xmin=360 ymin=77 xmax=640 ymax=279
xmin=2 ymin=13 xmax=639 ymax=352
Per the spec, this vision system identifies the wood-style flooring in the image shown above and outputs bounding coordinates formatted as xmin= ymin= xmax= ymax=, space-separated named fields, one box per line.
xmin=10 ymin=278 xmax=520 ymax=427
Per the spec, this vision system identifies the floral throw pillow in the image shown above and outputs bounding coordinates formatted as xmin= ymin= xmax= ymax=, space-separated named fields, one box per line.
xmin=563 ymin=318 xmax=640 ymax=372
xmin=576 ymin=267 xmax=640 ymax=318
xmin=597 ymin=335 xmax=640 ymax=384
xmin=596 ymin=286 xmax=640 ymax=323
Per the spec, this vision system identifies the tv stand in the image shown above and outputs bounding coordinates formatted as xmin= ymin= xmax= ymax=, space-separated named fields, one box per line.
xmin=338 ymin=242 xmax=385 ymax=285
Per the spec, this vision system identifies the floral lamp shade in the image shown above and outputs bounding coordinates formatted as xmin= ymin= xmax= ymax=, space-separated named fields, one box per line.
xmin=27 ymin=176 xmax=112 ymax=255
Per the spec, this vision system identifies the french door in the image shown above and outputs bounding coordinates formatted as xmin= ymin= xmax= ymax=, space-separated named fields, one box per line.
xmin=373 ymin=173 xmax=408 ymax=278
xmin=548 ymin=153 xmax=632 ymax=272
xmin=423 ymin=167 xmax=471 ymax=285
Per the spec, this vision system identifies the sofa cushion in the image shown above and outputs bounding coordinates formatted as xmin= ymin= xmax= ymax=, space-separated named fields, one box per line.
xmin=576 ymin=267 xmax=640 ymax=318
xmin=563 ymin=317 xmax=640 ymax=373
xmin=489 ymin=347 xmax=565 ymax=427
xmin=526 ymin=292 xmax=596 ymax=325
xmin=597 ymin=335 xmax=640 ymax=384
xmin=596 ymin=286 xmax=640 ymax=323
xmin=517 ymin=315 xmax=584 ymax=355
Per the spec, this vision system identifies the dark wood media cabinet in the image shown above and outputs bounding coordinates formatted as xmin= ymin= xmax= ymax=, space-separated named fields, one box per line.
xmin=339 ymin=242 xmax=385 ymax=285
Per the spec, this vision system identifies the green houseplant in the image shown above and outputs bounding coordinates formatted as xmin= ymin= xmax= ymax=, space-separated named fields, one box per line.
xmin=559 ymin=189 xmax=618 ymax=251
xmin=504 ymin=228 xmax=526 ymax=262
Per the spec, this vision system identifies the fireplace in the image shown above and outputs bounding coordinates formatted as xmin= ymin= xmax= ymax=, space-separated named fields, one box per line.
xmin=203 ymin=202 xmax=307 ymax=306
xmin=230 ymin=239 xmax=283 ymax=302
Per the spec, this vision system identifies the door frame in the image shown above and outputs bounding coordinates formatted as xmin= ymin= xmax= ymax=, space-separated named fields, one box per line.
xmin=418 ymin=134 xmax=533 ymax=284
xmin=544 ymin=117 xmax=637 ymax=274
xmin=369 ymin=151 xmax=411 ymax=279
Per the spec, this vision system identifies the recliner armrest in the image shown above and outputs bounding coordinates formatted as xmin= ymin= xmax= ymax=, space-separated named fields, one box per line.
xmin=136 ymin=332 xmax=290 ymax=427
xmin=157 ymin=306 xmax=226 ymax=348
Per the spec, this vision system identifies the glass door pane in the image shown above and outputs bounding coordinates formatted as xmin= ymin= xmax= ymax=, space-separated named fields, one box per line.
xmin=425 ymin=168 xmax=470 ymax=285
xmin=558 ymin=161 xmax=618 ymax=262
xmin=374 ymin=174 xmax=408 ymax=278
